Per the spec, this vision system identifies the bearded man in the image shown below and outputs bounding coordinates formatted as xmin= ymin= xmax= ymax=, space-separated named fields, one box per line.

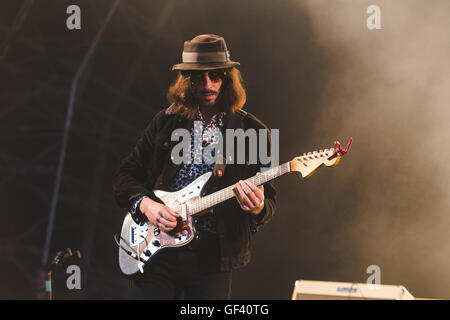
xmin=113 ymin=34 xmax=276 ymax=299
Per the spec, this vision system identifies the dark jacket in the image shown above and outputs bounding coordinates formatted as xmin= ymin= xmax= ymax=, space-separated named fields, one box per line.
xmin=112 ymin=105 xmax=276 ymax=272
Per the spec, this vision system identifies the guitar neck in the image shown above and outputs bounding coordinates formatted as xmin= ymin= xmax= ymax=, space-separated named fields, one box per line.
xmin=188 ymin=162 xmax=291 ymax=215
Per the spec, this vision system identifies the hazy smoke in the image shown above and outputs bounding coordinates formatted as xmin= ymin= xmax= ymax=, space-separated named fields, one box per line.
xmin=299 ymin=0 xmax=450 ymax=298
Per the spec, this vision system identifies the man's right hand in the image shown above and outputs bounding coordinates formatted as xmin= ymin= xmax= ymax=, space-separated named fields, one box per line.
xmin=139 ymin=197 xmax=180 ymax=232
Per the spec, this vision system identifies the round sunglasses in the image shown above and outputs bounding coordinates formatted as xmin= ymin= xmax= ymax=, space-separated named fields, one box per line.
xmin=182 ymin=70 xmax=228 ymax=83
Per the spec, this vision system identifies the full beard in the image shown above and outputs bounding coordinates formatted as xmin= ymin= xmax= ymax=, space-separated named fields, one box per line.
xmin=197 ymin=91 xmax=220 ymax=109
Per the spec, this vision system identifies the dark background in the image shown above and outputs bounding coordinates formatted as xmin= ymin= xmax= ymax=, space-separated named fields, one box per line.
xmin=1 ymin=0 xmax=449 ymax=299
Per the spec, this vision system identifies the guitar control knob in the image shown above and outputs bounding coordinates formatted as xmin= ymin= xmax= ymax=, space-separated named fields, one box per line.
xmin=152 ymin=239 xmax=160 ymax=247
xmin=144 ymin=249 xmax=151 ymax=256
xmin=153 ymin=227 xmax=160 ymax=236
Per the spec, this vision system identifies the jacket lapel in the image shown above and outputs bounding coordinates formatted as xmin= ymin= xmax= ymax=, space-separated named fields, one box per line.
xmin=157 ymin=114 xmax=194 ymax=189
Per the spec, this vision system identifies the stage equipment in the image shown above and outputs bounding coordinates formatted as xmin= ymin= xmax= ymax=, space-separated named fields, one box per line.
xmin=291 ymin=280 xmax=414 ymax=300
xmin=46 ymin=248 xmax=82 ymax=300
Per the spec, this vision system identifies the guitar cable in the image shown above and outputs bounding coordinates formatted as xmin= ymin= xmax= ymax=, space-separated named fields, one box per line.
xmin=136 ymin=237 xmax=142 ymax=273
xmin=114 ymin=233 xmax=146 ymax=274
xmin=113 ymin=234 xmax=138 ymax=259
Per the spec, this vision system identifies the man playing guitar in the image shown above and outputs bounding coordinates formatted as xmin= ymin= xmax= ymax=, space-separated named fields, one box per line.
xmin=113 ymin=34 xmax=277 ymax=299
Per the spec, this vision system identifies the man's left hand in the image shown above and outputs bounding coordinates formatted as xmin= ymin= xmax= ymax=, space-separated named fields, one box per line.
xmin=235 ymin=179 xmax=265 ymax=215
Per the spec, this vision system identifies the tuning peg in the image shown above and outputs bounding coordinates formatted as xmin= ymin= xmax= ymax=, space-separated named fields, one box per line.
xmin=319 ymin=149 xmax=323 ymax=153
xmin=324 ymin=149 xmax=328 ymax=152
xmin=313 ymin=151 xmax=318 ymax=155
xmin=307 ymin=152 xmax=312 ymax=155
xmin=330 ymin=148 xmax=334 ymax=151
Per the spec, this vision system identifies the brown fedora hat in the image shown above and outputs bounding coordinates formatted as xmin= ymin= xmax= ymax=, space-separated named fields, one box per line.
xmin=172 ymin=34 xmax=240 ymax=71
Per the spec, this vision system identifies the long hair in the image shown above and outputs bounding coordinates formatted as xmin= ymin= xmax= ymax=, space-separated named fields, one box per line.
xmin=166 ymin=67 xmax=247 ymax=119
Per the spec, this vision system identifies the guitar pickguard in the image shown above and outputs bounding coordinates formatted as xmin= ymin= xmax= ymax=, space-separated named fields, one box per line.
xmin=118 ymin=172 xmax=212 ymax=276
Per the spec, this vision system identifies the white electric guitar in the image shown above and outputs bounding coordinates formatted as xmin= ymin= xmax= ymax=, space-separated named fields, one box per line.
xmin=116 ymin=139 xmax=352 ymax=276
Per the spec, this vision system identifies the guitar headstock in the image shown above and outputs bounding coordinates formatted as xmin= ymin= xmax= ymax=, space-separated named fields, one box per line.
xmin=290 ymin=138 xmax=352 ymax=178
xmin=290 ymin=149 xmax=339 ymax=178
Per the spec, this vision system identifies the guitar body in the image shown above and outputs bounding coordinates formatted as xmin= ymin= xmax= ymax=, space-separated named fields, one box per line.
xmin=118 ymin=172 xmax=212 ymax=276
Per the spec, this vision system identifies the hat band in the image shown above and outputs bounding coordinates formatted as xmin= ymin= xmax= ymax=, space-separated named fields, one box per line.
xmin=182 ymin=51 xmax=230 ymax=63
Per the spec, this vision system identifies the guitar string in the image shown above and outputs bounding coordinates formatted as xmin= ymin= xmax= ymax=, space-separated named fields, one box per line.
xmin=188 ymin=162 xmax=290 ymax=215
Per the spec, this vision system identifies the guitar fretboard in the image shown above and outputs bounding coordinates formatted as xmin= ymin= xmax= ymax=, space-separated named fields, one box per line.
xmin=188 ymin=162 xmax=291 ymax=215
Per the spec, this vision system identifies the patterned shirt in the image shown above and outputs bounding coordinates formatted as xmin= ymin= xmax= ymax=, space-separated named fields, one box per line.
xmin=167 ymin=109 xmax=226 ymax=234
